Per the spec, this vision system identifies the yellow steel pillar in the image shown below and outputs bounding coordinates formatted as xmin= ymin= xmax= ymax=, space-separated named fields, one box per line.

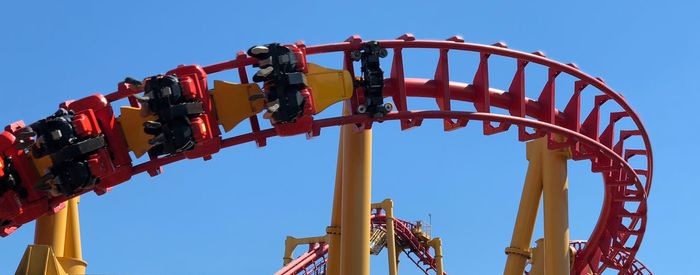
xmin=530 ymin=238 xmax=578 ymax=275
xmin=504 ymin=138 xmax=570 ymax=275
xmin=529 ymin=238 xmax=545 ymax=275
xmin=15 ymin=245 xmax=64 ymax=275
xmin=327 ymin=104 xmax=350 ymax=275
xmin=371 ymin=199 xmax=398 ymax=275
xmin=19 ymin=197 xmax=87 ymax=275
xmin=542 ymin=139 xmax=571 ymax=275
xmin=504 ymin=139 xmax=544 ymax=275
xmin=383 ymin=199 xmax=398 ymax=275
xmin=35 ymin=204 xmax=69 ymax=256
xmin=326 ymin=135 xmax=343 ymax=275
xmin=339 ymin=117 xmax=372 ymax=275
xmin=429 ymin=238 xmax=445 ymax=275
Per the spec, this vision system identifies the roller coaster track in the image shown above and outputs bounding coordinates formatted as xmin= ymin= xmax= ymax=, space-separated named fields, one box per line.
xmin=277 ymin=243 xmax=328 ymax=275
xmin=276 ymin=214 xmax=443 ymax=275
xmin=569 ymin=241 xmax=652 ymax=275
xmin=276 ymin=239 xmax=654 ymax=275
xmin=0 ymin=34 xmax=652 ymax=274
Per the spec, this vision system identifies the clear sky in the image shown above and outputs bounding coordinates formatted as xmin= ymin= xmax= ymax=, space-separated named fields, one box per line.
xmin=0 ymin=1 xmax=697 ymax=274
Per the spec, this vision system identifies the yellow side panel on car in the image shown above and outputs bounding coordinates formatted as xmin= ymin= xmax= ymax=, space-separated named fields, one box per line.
xmin=118 ymin=107 xmax=155 ymax=158
xmin=306 ymin=63 xmax=354 ymax=114
xmin=210 ymin=81 xmax=265 ymax=132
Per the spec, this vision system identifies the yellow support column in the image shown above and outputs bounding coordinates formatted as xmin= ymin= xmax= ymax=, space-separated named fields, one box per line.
xmin=19 ymin=197 xmax=87 ymax=275
xmin=59 ymin=197 xmax=87 ymax=274
xmin=504 ymin=139 xmax=544 ymax=275
xmin=327 ymin=104 xmax=350 ymax=275
xmin=326 ymin=136 xmax=343 ymax=275
xmin=15 ymin=245 xmax=65 ymax=275
xmin=529 ymin=238 xmax=578 ymax=275
xmin=529 ymin=238 xmax=545 ymax=275
xmin=373 ymin=199 xmax=398 ymax=275
xmin=542 ymin=139 xmax=571 ymax=274
xmin=35 ymin=204 xmax=68 ymax=256
xmin=504 ymin=138 xmax=570 ymax=274
xmin=429 ymin=238 xmax=445 ymax=275
xmin=340 ymin=118 xmax=372 ymax=275
xmin=384 ymin=200 xmax=398 ymax=275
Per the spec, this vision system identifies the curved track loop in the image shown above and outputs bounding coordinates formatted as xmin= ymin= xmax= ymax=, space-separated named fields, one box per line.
xmin=569 ymin=241 xmax=652 ymax=275
xmin=94 ymin=35 xmax=650 ymax=274
xmin=276 ymin=214 xmax=444 ymax=275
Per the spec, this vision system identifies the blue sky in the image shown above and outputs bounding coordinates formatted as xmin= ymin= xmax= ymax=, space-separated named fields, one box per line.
xmin=0 ymin=1 xmax=697 ymax=274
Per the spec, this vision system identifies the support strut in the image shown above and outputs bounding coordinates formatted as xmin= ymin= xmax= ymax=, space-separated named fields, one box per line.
xmin=339 ymin=114 xmax=372 ymax=275
xmin=17 ymin=197 xmax=86 ymax=275
xmin=371 ymin=199 xmax=399 ymax=275
xmin=542 ymin=137 xmax=571 ymax=274
xmin=326 ymin=103 xmax=350 ymax=275
xmin=504 ymin=138 xmax=571 ymax=274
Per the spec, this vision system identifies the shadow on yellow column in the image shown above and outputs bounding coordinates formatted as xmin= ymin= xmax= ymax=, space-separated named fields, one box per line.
xmin=16 ymin=197 xmax=86 ymax=275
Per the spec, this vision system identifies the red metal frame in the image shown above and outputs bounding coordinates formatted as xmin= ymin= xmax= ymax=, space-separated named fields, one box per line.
xmin=0 ymin=35 xmax=652 ymax=274
xmin=569 ymin=241 xmax=652 ymax=275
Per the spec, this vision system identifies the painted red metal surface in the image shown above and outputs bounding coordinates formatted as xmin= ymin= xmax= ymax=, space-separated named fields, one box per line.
xmin=570 ymin=241 xmax=652 ymax=275
xmin=165 ymin=65 xmax=222 ymax=161
xmin=0 ymin=125 xmax=36 ymax=236
xmin=0 ymin=35 xmax=652 ymax=274
xmin=61 ymin=94 xmax=133 ymax=194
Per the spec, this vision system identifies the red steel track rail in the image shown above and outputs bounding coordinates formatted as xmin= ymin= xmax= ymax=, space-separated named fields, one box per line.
xmin=4 ymin=34 xmax=652 ymax=274
xmin=569 ymin=241 xmax=652 ymax=275
xmin=276 ymin=243 xmax=329 ymax=275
